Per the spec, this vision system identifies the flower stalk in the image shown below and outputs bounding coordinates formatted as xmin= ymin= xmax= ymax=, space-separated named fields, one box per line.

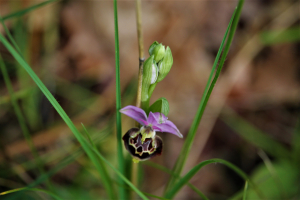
xmin=132 ymin=0 xmax=144 ymax=197
xmin=135 ymin=0 xmax=144 ymax=111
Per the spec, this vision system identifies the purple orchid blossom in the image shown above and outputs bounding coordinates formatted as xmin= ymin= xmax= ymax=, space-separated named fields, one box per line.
xmin=120 ymin=105 xmax=183 ymax=138
xmin=120 ymin=105 xmax=182 ymax=162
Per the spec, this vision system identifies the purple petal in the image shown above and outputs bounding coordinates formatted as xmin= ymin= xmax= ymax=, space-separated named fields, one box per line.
xmin=158 ymin=113 xmax=168 ymax=124
xmin=147 ymin=112 xmax=160 ymax=125
xmin=153 ymin=120 xmax=183 ymax=138
xmin=148 ymin=112 xmax=168 ymax=125
xmin=152 ymin=125 xmax=162 ymax=132
xmin=120 ymin=105 xmax=148 ymax=126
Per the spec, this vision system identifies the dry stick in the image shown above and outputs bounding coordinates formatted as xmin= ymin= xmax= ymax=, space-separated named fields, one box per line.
xmin=132 ymin=0 xmax=144 ymax=197
xmin=183 ymin=3 xmax=299 ymax=174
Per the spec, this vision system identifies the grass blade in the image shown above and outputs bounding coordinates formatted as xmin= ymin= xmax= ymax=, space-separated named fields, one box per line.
xmin=243 ymin=181 xmax=248 ymax=200
xmin=88 ymin=137 xmax=149 ymax=200
xmin=143 ymin=192 xmax=169 ymax=200
xmin=164 ymin=158 xmax=262 ymax=199
xmin=0 ymin=32 xmax=116 ymax=200
xmin=0 ymin=187 xmax=63 ymax=200
xmin=222 ymin=107 xmax=290 ymax=159
xmin=2 ymin=0 xmax=59 ymax=21
xmin=113 ymin=0 xmax=126 ymax=198
xmin=35 ymin=138 xmax=149 ymax=200
xmin=82 ymin=123 xmax=97 ymax=149
xmin=145 ymin=161 xmax=209 ymax=200
xmin=165 ymin=0 xmax=244 ymax=193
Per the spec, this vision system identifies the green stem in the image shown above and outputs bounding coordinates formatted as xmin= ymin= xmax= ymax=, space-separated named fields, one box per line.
xmin=141 ymin=98 xmax=150 ymax=114
xmin=141 ymin=83 xmax=157 ymax=114
xmin=133 ymin=0 xmax=144 ymax=192
xmin=148 ymin=83 xmax=157 ymax=100
xmin=135 ymin=0 xmax=144 ymax=111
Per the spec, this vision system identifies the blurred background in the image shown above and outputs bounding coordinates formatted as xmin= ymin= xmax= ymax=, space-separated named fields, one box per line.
xmin=0 ymin=0 xmax=299 ymax=199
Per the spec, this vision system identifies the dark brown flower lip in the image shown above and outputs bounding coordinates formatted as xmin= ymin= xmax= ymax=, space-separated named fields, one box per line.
xmin=122 ymin=128 xmax=163 ymax=161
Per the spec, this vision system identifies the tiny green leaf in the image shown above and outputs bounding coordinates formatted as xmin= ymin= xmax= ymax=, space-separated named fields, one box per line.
xmin=148 ymin=41 xmax=159 ymax=56
xmin=152 ymin=44 xmax=165 ymax=62
xmin=157 ymin=46 xmax=173 ymax=82
xmin=149 ymin=97 xmax=169 ymax=116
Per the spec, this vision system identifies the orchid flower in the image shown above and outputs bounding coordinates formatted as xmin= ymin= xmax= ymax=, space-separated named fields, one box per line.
xmin=120 ymin=105 xmax=183 ymax=162
xmin=120 ymin=105 xmax=183 ymax=139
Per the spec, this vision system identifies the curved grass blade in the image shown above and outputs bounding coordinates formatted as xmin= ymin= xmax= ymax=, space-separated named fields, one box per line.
xmin=2 ymin=0 xmax=59 ymax=21
xmin=0 ymin=16 xmax=22 ymax=54
xmin=164 ymin=159 xmax=262 ymax=199
xmin=145 ymin=161 xmax=209 ymax=200
xmin=113 ymin=0 xmax=126 ymax=198
xmin=0 ymin=32 xmax=116 ymax=200
xmin=164 ymin=0 xmax=244 ymax=193
xmin=81 ymin=125 xmax=148 ymax=200
xmin=82 ymin=123 xmax=97 ymax=149
xmin=243 ymin=181 xmax=248 ymax=200
xmin=87 ymin=137 xmax=149 ymax=200
xmin=0 ymin=187 xmax=63 ymax=200
xmin=143 ymin=192 xmax=169 ymax=200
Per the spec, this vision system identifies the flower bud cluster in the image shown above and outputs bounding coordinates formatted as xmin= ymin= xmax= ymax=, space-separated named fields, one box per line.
xmin=141 ymin=42 xmax=173 ymax=103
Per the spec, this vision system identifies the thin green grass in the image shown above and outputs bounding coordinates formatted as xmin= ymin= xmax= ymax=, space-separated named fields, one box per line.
xmin=87 ymin=137 xmax=149 ymax=200
xmin=164 ymin=158 xmax=262 ymax=199
xmin=0 ymin=187 xmax=63 ymax=200
xmin=82 ymin=123 xmax=97 ymax=149
xmin=113 ymin=0 xmax=126 ymax=198
xmin=164 ymin=0 xmax=244 ymax=194
xmin=145 ymin=161 xmax=209 ymax=200
xmin=2 ymin=0 xmax=59 ymax=21
xmin=243 ymin=182 xmax=248 ymax=200
xmin=143 ymin=192 xmax=169 ymax=200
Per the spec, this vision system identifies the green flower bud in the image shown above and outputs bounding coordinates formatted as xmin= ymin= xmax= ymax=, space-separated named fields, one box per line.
xmin=149 ymin=97 xmax=169 ymax=116
xmin=156 ymin=46 xmax=173 ymax=82
xmin=141 ymin=55 xmax=158 ymax=102
xmin=152 ymin=43 xmax=165 ymax=63
xmin=148 ymin=41 xmax=159 ymax=56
